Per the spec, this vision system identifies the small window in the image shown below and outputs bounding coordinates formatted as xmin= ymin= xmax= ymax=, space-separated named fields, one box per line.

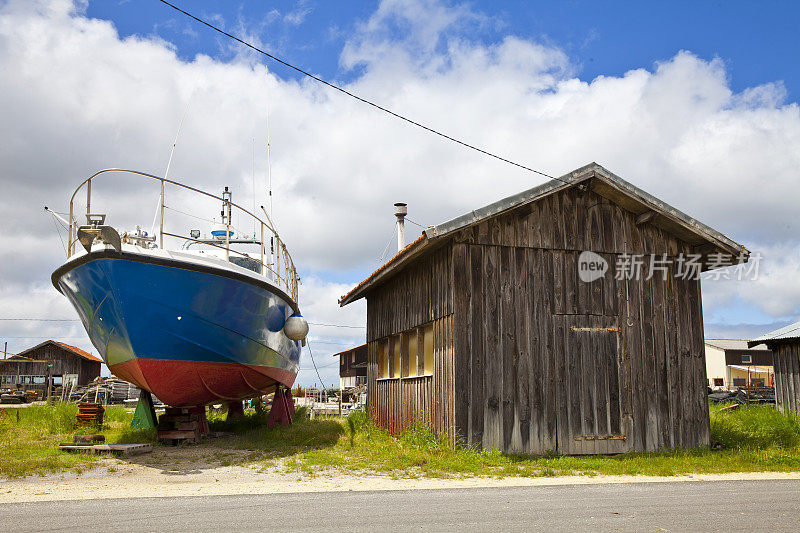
xmin=752 ymin=378 xmax=765 ymax=387
xmin=391 ymin=335 xmax=402 ymax=378
xmin=713 ymin=378 xmax=724 ymax=387
xmin=741 ymin=355 xmax=752 ymax=364
xmin=423 ymin=324 xmax=434 ymax=375
xmin=733 ymin=378 xmax=746 ymax=387
xmin=377 ymin=340 xmax=388 ymax=379
xmin=406 ymin=331 xmax=418 ymax=378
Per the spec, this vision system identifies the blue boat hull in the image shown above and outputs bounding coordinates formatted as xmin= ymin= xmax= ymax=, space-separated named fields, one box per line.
xmin=52 ymin=250 xmax=301 ymax=406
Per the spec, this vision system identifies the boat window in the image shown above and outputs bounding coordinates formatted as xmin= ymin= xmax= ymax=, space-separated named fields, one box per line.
xmin=229 ymin=256 xmax=262 ymax=273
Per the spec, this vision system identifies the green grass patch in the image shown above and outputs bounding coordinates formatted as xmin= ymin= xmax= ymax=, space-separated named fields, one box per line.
xmin=205 ymin=406 xmax=344 ymax=457
xmin=3 ymin=402 xmax=800 ymax=480
xmin=710 ymin=402 xmax=800 ymax=449
xmin=282 ymin=405 xmax=800 ymax=479
xmin=0 ymin=403 xmax=154 ymax=478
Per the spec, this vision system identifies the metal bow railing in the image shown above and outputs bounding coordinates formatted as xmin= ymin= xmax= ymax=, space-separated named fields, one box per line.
xmin=66 ymin=169 xmax=300 ymax=303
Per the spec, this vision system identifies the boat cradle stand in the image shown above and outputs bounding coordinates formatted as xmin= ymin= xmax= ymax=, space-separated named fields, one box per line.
xmin=157 ymin=406 xmax=210 ymax=445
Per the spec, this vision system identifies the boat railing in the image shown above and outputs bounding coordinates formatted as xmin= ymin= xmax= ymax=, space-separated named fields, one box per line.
xmin=66 ymin=169 xmax=300 ymax=303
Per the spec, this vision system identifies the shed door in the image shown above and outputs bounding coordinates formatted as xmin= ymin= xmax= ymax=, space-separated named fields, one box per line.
xmin=556 ymin=315 xmax=626 ymax=455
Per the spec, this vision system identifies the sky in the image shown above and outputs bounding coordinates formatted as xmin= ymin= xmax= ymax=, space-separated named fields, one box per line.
xmin=0 ymin=0 xmax=798 ymax=388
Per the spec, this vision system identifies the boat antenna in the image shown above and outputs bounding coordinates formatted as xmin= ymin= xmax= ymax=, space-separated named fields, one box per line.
xmin=266 ymin=75 xmax=274 ymax=220
xmin=151 ymin=99 xmax=191 ymax=239
xmin=252 ymin=137 xmax=257 ymax=237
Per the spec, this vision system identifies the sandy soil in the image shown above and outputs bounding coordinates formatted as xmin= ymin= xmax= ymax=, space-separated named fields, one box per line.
xmin=2 ymin=445 xmax=800 ymax=504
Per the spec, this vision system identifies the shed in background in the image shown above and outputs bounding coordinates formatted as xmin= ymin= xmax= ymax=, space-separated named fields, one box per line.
xmin=333 ymin=343 xmax=368 ymax=390
xmin=0 ymin=340 xmax=102 ymax=396
xmin=704 ymin=339 xmax=773 ymax=390
xmin=749 ymin=321 xmax=800 ymax=415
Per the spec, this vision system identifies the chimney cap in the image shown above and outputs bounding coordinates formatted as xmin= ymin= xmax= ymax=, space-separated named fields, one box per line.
xmin=394 ymin=203 xmax=408 ymax=217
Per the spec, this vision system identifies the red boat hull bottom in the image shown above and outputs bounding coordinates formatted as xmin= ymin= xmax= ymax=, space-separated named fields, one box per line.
xmin=109 ymin=359 xmax=297 ymax=407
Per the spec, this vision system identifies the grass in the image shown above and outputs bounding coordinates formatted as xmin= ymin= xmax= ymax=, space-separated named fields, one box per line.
xmin=282 ymin=404 xmax=800 ymax=479
xmin=2 ymin=401 xmax=800 ymax=480
xmin=0 ymin=403 xmax=154 ymax=478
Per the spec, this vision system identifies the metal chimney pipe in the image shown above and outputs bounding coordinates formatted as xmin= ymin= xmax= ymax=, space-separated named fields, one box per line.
xmin=394 ymin=202 xmax=407 ymax=252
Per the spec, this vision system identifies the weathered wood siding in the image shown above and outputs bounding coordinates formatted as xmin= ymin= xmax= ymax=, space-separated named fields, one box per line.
xmin=773 ymin=343 xmax=800 ymax=416
xmin=452 ymin=186 xmax=710 ymax=454
xmin=366 ymin=246 xmax=456 ymax=438
xmin=366 ymin=246 xmax=452 ymax=342
xmin=367 ymin=315 xmax=454 ymax=437
xmin=0 ymin=343 xmax=101 ymax=389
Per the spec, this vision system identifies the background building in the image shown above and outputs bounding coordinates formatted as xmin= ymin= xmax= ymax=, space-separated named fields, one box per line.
xmin=340 ymin=163 xmax=748 ymax=455
xmin=704 ymin=339 xmax=773 ymax=390
xmin=334 ymin=344 xmax=367 ymax=390
xmin=0 ymin=340 xmax=102 ymax=396
xmin=749 ymin=322 xmax=800 ymax=415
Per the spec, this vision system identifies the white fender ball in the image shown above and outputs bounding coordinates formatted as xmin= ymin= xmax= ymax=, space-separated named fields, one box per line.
xmin=284 ymin=313 xmax=309 ymax=341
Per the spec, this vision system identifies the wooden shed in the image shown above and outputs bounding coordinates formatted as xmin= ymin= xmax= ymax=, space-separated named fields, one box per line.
xmin=749 ymin=322 xmax=800 ymax=415
xmin=339 ymin=163 xmax=749 ymax=455
xmin=333 ymin=343 xmax=368 ymax=390
xmin=0 ymin=340 xmax=102 ymax=394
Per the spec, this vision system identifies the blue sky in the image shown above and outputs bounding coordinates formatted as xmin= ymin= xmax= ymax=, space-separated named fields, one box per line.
xmin=91 ymin=1 xmax=800 ymax=101
xmin=0 ymin=1 xmax=798 ymax=387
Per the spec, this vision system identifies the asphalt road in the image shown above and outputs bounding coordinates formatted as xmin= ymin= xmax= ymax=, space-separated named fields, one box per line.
xmin=3 ymin=479 xmax=799 ymax=532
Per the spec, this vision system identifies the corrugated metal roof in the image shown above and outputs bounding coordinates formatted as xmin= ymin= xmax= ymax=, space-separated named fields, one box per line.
xmin=340 ymin=162 xmax=750 ymax=306
xmin=424 ymin=163 xmax=745 ymax=253
xmin=748 ymin=321 xmax=800 ymax=347
xmin=704 ymin=339 xmax=770 ymax=351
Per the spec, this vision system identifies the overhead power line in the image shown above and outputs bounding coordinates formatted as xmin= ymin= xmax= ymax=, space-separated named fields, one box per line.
xmin=0 ymin=318 xmax=365 ymax=329
xmin=304 ymin=340 xmax=328 ymax=388
xmin=0 ymin=318 xmax=80 ymax=322
xmin=156 ymin=0 xmax=568 ymax=185
xmin=307 ymin=322 xmax=365 ymax=329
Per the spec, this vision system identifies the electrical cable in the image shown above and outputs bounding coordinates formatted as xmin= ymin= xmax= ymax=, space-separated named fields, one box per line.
xmin=404 ymin=217 xmax=427 ymax=229
xmin=0 ymin=318 xmax=80 ymax=322
xmin=377 ymin=225 xmax=397 ymax=265
xmin=307 ymin=322 xmax=365 ymax=329
xmin=304 ymin=339 xmax=328 ymax=388
xmin=0 ymin=317 xmax=366 ymax=329
xmin=156 ymin=0 xmax=568 ymax=185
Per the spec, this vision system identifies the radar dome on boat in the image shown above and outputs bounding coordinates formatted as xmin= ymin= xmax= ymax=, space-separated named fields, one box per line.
xmin=211 ymin=222 xmax=234 ymax=240
xmin=284 ymin=312 xmax=309 ymax=341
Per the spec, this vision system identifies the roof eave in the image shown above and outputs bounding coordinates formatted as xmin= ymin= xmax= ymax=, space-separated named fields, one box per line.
xmin=339 ymin=235 xmax=431 ymax=306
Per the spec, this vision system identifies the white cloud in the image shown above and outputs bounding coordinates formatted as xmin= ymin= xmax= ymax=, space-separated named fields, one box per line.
xmin=0 ymin=0 xmax=798 ymax=384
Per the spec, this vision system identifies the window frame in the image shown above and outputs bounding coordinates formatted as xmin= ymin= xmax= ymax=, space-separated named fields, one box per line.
xmin=375 ymin=321 xmax=436 ymax=381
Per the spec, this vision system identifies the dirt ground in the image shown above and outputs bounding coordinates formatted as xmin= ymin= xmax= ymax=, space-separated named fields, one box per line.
xmin=2 ymin=444 xmax=800 ymax=504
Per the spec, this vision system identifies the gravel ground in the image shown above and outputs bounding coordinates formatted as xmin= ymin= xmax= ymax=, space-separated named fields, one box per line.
xmin=2 ymin=447 xmax=800 ymax=504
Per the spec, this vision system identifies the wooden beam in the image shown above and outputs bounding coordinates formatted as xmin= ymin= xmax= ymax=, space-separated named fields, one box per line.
xmin=635 ymin=210 xmax=656 ymax=226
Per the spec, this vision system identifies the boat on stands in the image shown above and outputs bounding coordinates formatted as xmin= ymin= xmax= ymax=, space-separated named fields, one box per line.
xmin=50 ymin=169 xmax=308 ymax=407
